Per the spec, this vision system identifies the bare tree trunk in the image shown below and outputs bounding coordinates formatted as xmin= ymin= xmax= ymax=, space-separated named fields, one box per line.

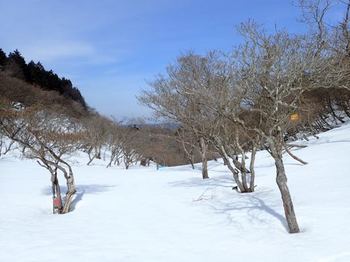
xmin=240 ymin=152 xmax=249 ymax=192
xmin=21 ymin=145 xmax=27 ymax=154
xmin=231 ymin=155 xmax=250 ymax=174
xmin=3 ymin=140 xmax=15 ymax=155
xmin=124 ymin=156 xmax=130 ymax=170
xmin=218 ymin=144 xmax=245 ymax=192
xmin=0 ymin=138 xmax=3 ymax=156
xmin=188 ymin=149 xmax=195 ymax=170
xmin=190 ymin=159 xmax=195 ymax=170
xmin=86 ymin=146 xmax=95 ymax=165
xmin=328 ymin=98 xmax=344 ymax=124
xmin=59 ymin=163 xmax=76 ymax=214
xmin=87 ymin=154 xmax=95 ymax=165
xmin=114 ymin=156 xmax=120 ymax=166
xmin=107 ymin=150 xmax=116 ymax=168
xmin=61 ymin=167 xmax=76 ymax=214
xmin=249 ymin=144 xmax=257 ymax=192
xmin=96 ymin=146 xmax=102 ymax=159
xmin=180 ymin=138 xmax=195 ymax=169
xmin=41 ymin=159 xmax=76 ymax=214
xmin=270 ymin=141 xmax=300 ymax=233
xmin=341 ymin=102 xmax=350 ymax=118
xmin=51 ymin=173 xmax=62 ymax=214
xmin=199 ymin=137 xmax=209 ymax=179
xmin=320 ymin=114 xmax=332 ymax=129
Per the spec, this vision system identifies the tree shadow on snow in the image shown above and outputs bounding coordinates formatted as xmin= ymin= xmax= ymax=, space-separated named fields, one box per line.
xmin=41 ymin=184 xmax=116 ymax=211
xmin=170 ymin=176 xmax=287 ymax=231
xmin=208 ymin=191 xmax=288 ymax=231
xmin=169 ymin=174 xmax=234 ymax=189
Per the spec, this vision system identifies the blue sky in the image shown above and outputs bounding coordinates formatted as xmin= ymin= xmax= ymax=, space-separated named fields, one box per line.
xmin=0 ymin=0 xmax=334 ymax=119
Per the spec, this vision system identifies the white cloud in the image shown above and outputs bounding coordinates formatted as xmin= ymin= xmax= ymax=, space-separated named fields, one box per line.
xmin=21 ymin=40 xmax=95 ymax=63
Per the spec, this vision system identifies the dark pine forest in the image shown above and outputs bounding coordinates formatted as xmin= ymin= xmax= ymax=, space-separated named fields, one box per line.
xmin=0 ymin=48 xmax=87 ymax=110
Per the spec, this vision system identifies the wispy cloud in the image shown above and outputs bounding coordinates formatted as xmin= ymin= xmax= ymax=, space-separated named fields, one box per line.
xmin=21 ymin=40 xmax=95 ymax=63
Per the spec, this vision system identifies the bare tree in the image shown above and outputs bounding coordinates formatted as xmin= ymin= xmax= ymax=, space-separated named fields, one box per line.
xmin=216 ymin=22 xmax=324 ymax=233
xmin=121 ymin=127 xmax=141 ymax=169
xmin=105 ymin=122 xmax=124 ymax=168
xmin=0 ymin=101 xmax=81 ymax=214
xmin=139 ymin=54 xmax=219 ymax=179
xmin=139 ymin=52 xmax=260 ymax=187
xmin=175 ymin=127 xmax=197 ymax=169
xmin=81 ymin=115 xmax=110 ymax=165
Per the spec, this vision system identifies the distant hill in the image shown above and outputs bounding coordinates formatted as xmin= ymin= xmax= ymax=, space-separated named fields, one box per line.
xmin=0 ymin=48 xmax=87 ymax=111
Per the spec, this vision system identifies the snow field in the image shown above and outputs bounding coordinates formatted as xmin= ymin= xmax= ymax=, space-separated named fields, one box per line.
xmin=1 ymin=123 xmax=350 ymax=261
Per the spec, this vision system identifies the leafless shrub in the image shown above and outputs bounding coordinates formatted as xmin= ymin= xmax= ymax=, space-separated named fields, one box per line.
xmin=81 ymin=115 xmax=110 ymax=165
xmin=0 ymin=100 xmax=82 ymax=214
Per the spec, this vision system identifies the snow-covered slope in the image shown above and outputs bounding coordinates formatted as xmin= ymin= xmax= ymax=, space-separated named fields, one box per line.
xmin=1 ymin=124 xmax=350 ymax=262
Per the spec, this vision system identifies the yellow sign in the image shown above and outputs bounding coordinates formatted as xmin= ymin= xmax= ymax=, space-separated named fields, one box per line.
xmin=290 ymin=113 xmax=299 ymax=121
